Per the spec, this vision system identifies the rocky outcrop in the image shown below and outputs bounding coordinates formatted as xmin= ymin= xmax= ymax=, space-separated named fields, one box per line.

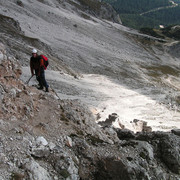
xmin=98 ymin=113 xmax=152 ymax=133
xmin=98 ymin=2 xmax=122 ymax=23
xmin=73 ymin=0 xmax=122 ymax=23
xmin=165 ymin=41 xmax=180 ymax=58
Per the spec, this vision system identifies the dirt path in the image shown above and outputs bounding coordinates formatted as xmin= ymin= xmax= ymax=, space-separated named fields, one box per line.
xmin=140 ymin=0 xmax=178 ymax=16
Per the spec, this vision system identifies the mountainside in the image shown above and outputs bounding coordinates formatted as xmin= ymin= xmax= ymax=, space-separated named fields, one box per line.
xmin=1 ymin=42 xmax=180 ymax=180
xmin=103 ymin=0 xmax=180 ymax=29
xmin=0 ymin=0 xmax=180 ymax=179
xmin=0 ymin=0 xmax=180 ymax=131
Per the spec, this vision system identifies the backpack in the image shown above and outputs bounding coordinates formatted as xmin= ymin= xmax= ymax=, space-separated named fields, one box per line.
xmin=40 ymin=55 xmax=49 ymax=70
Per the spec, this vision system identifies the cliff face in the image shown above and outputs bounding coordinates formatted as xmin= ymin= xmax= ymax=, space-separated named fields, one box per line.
xmin=0 ymin=43 xmax=180 ymax=180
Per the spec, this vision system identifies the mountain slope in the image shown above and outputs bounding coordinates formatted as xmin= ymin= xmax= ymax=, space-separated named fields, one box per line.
xmin=0 ymin=0 xmax=180 ymax=179
xmin=0 ymin=43 xmax=180 ymax=180
xmin=0 ymin=0 xmax=180 ymax=132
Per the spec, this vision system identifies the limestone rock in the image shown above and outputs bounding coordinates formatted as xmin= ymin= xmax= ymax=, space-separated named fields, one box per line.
xmin=48 ymin=142 xmax=56 ymax=151
xmin=25 ymin=159 xmax=52 ymax=180
xmin=132 ymin=119 xmax=152 ymax=133
xmin=31 ymin=147 xmax=50 ymax=158
xmin=65 ymin=136 xmax=73 ymax=147
xmin=36 ymin=136 xmax=48 ymax=146
xmin=53 ymin=153 xmax=79 ymax=180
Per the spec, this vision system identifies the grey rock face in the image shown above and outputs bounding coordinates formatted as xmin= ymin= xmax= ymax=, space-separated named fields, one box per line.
xmin=160 ymin=134 xmax=180 ymax=174
xmin=48 ymin=147 xmax=79 ymax=180
xmin=116 ymin=128 xmax=136 ymax=139
xmin=165 ymin=41 xmax=180 ymax=58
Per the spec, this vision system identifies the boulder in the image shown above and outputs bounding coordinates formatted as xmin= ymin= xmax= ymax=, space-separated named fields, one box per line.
xmin=115 ymin=129 xmax=135 ymax=140
xmin=171 ymin=129 xmax=180 ymax=136
xmin=25 ymin=159 xmax=52 ymax=180
xmin=31 ymin=147 xmax=50 ymax=158
xmin=160 ymin=135 xmax=180 ymax=174
xmin=36 ymin=136 xmax=48 ymax=146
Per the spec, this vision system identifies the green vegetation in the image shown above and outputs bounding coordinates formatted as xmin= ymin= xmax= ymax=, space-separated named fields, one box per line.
xmin=102 ymin=0 xmax=180 ymax=29
xmin=120 ymin=14 xmax=160 ymax=29
xmin=109 ymin=0 xmax=170 ymax=14
xmin=162 ymin=25 xmax=180 ymax=40
xmin=143 ymin=6 xmax=180 ymax=25
xmin=139 ymin=25 xmax=180 ymax=40
xmin=139 ymin=27 xmax=164 ymax=38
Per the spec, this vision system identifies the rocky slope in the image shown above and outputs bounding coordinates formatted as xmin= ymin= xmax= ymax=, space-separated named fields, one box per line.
xmin=1 ymin=0 xmax=180 ymax=131
xmin=0 ymin=43 xmax=180 ymax=180
xmin=0 ymin=0 xmax=180 ymax=179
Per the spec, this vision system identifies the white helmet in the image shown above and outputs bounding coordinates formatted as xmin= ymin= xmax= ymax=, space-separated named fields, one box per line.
xmin=32 ymin=48 xmax=37 ymax=54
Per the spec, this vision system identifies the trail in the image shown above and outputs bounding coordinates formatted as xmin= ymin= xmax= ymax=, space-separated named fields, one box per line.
xmin=140 ymin=0 xmax=178 ymax=16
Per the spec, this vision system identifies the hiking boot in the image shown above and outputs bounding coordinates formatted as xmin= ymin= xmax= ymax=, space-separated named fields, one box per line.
xmin=37 ymin=86 xmax=43 ymax=90
xmin=45 ymin=87 xmax=49 ymax=92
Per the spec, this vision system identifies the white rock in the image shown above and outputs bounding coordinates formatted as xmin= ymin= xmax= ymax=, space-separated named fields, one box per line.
xmin=67 ymin=158 xmax=79 ymax=180
xmin=48 ymin=142 xmax=56 ymax=150
xmin=0 ymin=52 xmax=3 ymax=62
xmin=36 ymin=136 xmax=48 ymax=146
xmin=66 ymin=136 xmax=73 ymax=147
xmin=0 ymin=176 xmax=5 ymax=180
xmin=25 ymin=160 xmax=52 ymax=180
xmin=3 ymin=55 xmax=7 ymax=60
xmin=0 ymin=153 xmax=8 ymax=163
xmin=54 ymin=176 xmax=59 ymax=180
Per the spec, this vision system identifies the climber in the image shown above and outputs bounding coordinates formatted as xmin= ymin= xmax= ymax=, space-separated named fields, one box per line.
xmin=30 ymin=48 xmax=49 ymax=92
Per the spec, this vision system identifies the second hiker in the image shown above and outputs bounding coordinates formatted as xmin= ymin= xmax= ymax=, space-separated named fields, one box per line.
xmin=30 ymin=48 xmax=49 ymax=92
